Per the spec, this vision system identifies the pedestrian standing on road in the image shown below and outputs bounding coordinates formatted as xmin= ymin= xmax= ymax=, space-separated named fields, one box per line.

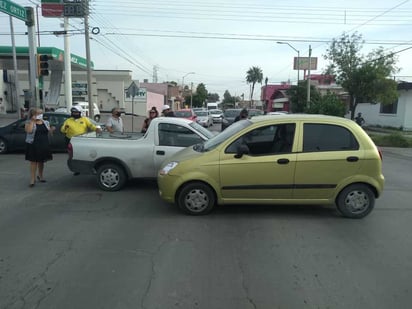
xmin=161 ymin=105 xmax=175 ymax=117
xmin=141 ymin=107 xmax=159 ymax=133
xmin=106 ymin=107 xmax=124 ymax=133
xmin=60 ymin=105 xmax=102 ymax=145
xmin=25 ymin=108 xmax=53 ymax=187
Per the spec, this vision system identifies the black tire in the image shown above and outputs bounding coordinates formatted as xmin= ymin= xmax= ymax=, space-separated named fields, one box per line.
xmin=177 ymin=182 xmax=216 ymax=215
xmin=336 ymin=184 xmax=375 ymax=218
xmin=94 ymin=115 xmax=101 ymax=122
xmin=96 ymin=163 xmax=126 ymax=191
xmin=0 ymin=138 xmax=8 ymax=154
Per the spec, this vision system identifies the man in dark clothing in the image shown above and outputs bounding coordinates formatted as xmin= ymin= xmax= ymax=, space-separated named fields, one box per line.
xmin=162 ymin=104 xmax=175 ymax=117
xmin=234 ymin=108 xmax=248 ymax=122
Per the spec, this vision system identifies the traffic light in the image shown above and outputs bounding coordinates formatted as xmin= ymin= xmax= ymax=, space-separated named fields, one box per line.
xmin=37 ymin=54 xmax=49 ymax=76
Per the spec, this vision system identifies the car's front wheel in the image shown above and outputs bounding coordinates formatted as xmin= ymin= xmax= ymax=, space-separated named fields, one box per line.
xmin=0 ymin=138 xmax=8 ymax=154
xmin=336 ymin=184 xmax=375 ymax=218
xmin=97 ymin=163 xmax=126 ymax=191
xmin=94 ymin=115 xmax=101 ymax=122
xmin=177 ymin=182 xmax=216 ymax=215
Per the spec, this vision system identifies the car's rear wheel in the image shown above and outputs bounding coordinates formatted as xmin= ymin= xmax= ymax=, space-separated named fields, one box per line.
xmin=94 ymin=115 xmax=101 ymax=122
xmin=336 ymin=184 xmax=375 ymax=218
xmin=97 ymin=163 xmax=126 ymax=191
xmin=177 ymin=182 xmax=215 ymax=215
xmin=0 ymin=138 xmax=8 ymax=154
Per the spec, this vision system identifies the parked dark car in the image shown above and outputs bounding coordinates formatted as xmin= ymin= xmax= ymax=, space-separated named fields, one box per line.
xmin=221 ymin=108 xmax=242 ymax=131
xmin=0 ymin=112 xmax=71 ymax=154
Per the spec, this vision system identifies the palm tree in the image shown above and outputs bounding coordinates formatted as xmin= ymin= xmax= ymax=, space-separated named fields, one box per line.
xmin=246 ymin=66 xmax=263 ymax=104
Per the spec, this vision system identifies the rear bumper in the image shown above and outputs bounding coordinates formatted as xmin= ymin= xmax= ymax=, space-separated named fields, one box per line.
xmin=67 ymin=159 xmax=95 ymax=175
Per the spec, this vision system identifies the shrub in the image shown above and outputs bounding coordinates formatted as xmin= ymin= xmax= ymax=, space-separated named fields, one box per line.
xmin=370 ymin=132 xmax=411 ymax=147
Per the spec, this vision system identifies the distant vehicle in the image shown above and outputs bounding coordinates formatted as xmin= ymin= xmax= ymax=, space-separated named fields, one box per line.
xmin=267 ymin=111 xmax=289 ymax=115
xmin=248 ymin=109 xmax=264 ymax=118
xmin=55 ymin=102 xmax=101 ymax=122
xmin=221 ymin=108 xmax=242 ymax=131
xmin=207 ymin=102 xmax=219 ymax=110
xmin=158 ymin=114 xmax=385 ymax=218
xmin=209 ymin=109 xmax=223 ymax=123
xmin=174 ymin=109 xmax=197 ymax=121
xmin=195 ymin=110 xmax=213 ymax=127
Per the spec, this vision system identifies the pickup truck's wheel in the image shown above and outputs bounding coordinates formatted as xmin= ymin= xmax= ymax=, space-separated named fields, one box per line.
xmin=0 ymin=138 xmax=8 ymax=154
xmin=94 ymin=115 xmax=101 ymax=122
xmin=97 ymin=164 xmax=126 ymax=191
xmin=336 ymin=184 xmax=375 ymax=218
xmin=177 ymin=182 xmax=215 ymax=215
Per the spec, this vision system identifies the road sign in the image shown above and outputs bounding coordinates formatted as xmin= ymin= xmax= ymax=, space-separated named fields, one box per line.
xmin=0 ymin=0 xmax=28 ymax=22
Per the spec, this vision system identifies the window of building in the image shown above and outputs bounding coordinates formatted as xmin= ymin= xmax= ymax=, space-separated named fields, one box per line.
xmin=380 ymin=99 xmax=398 ymax=114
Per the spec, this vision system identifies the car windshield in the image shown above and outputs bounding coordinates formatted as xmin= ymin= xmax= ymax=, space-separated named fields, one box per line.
xmin=175 ymin=111 xmax=192 ymax=118
xmin=196 ymin=111 xmax=208 ymax=116
xmin=224 ymin=109 xmax=241 ymax=117
xmin=210 ymin=110 xmax=222 ymax=115
xmin=189 ymin=121 xmax=215 ymax=139
xmin=202 ymin=119 xmax=251 ymax=151
xmin=249 ymin=110 xmax=264 ymax=116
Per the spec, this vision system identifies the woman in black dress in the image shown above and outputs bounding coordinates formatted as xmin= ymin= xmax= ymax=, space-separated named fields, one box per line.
xmin=25 ymin=108 xmax=53 ymax=187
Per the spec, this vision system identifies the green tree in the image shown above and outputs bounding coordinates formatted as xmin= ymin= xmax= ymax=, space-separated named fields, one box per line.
xmin=246 ymin=66 xmax=263 ymax=102
xmin=207 ymin=93 xmax=220 ymax=103
xmin=190 ymin=83 xmax=208 ymax=108
xmin=287 ymin=82 xmax=321 ymax=113
xmin=324 ymin=32 xmax=399 ymax=119
xmin=307 ymin=91 xmax=346 ymax=117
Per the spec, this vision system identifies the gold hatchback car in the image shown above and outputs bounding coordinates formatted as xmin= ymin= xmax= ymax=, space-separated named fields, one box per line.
xmin=158 ymin=114 xmax=384 ymax=218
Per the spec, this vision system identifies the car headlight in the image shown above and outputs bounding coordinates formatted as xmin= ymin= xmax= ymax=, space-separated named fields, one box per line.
xmin=159 ymin=161 xmax=179 ymax=175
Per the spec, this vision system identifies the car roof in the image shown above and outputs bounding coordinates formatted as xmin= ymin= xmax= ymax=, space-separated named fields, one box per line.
xmin=249 ymin=113 xmax=355 ymax=125
xmin=152 ymin=116 xmax=194 ymax=125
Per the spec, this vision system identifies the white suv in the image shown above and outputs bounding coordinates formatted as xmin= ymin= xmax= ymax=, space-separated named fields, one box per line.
xmin=55 ymin=102 xmax=101 ymax=122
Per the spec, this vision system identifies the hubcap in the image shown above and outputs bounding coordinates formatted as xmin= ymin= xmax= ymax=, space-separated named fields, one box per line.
xmin=100 ymin=168 xmax=119 ymax=189
xmin=0 ymin=141 xmax=5 ymax=153
xmin=184 ymin=189 xmax=209 ymax=213
xmin=345 ymin=190 xmax=369 ymax=214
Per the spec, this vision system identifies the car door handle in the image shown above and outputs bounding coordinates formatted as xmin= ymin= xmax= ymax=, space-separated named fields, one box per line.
xmin=346 ymin=156 xmax=359 ymax=162
xmin=156 ymin=150 xmax=165 ymax=155
xmin=277 ymin=158 xmax=289 ymax=164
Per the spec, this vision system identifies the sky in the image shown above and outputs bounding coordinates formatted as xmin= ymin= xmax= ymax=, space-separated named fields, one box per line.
xmin=1 ymin=0 xmax=412 ymax=100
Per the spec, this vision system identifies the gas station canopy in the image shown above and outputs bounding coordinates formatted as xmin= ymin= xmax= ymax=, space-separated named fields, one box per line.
xmin=0 ymin=46 xmax=94 ymax=71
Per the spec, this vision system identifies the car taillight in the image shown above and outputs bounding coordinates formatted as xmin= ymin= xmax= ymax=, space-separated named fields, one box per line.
xmin=67 ymin=143 xmax=73 ymax=159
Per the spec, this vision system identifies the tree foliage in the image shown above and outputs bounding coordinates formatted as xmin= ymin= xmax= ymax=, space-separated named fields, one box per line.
xmin=207 ymin=93 xmax=220 ymax=103
xmin=246 ymin=66 xmax=263 ymax=101
xmin=187 ymin=83 xmax=208 ymax=108
xmin=287 ymin=82 xmax=321 ymax=113
xmin=324 ymin=32 xmax=399 ymax=119
xmin=307 ymin=91 xmax=346 ymax=117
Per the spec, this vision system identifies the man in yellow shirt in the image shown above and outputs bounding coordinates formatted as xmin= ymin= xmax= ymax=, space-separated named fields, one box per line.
xmin=61 ymin=105 xmax=102 ymax=145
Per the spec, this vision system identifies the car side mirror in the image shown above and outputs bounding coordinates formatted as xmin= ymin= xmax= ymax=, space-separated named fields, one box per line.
xmin=234 ymin=144 xmax=249 ymax=159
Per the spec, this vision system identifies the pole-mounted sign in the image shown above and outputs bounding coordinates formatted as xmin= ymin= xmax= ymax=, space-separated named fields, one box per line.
xmin=41 ymin=0 xmax=86 ymax=18
xmin=0 ymin=0 xmax=28 ymax=21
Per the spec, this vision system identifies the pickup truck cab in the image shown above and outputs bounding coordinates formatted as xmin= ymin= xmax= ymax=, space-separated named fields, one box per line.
xmin=68 ymin=117 xmax=214 ymax=191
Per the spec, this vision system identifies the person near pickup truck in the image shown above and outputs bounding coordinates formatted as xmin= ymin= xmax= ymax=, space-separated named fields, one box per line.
xmin=25 ymin=108 xmax=53 ymax=187
xmin=161 ymin=105 xmax=175 ymax=117
xmin=61 ymin=105 xmax=102 ymax=145
xmin=141 ymin=107 xmax=159 ymax=133
xmin=106 ymin=107 xmax=124 ymax=133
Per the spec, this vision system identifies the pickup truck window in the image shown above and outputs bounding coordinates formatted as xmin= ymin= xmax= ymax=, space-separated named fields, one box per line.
xmin=159 ymin=123 xmax=204 ymax=147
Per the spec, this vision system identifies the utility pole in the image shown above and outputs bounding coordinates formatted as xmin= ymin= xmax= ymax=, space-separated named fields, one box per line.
xmin=84 ymin=0 xmax=93 ymax=118
xmin=307 ymin=45 xmax=312 ymax=109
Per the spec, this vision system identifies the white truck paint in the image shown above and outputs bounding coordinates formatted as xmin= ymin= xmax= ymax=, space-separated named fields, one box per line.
xmin=68 ymin=117 xmax=214 ymax=191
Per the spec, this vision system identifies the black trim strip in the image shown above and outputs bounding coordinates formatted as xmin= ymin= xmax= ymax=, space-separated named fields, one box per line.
xmin=222 ymin=184 xmax=336 ymax=190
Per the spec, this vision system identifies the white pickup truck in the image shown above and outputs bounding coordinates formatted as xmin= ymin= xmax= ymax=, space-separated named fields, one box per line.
xmin=67 ymin=117 xmax=215 ymax=191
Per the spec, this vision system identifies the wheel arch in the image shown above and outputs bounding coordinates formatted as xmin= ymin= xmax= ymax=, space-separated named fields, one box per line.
xmin=93 ymin=157 xmax=132 ymax=179
xmin=335 ymin=181 xmax=379 ymax=204
xmin=175 ymin=179 xmax=218 ymax=205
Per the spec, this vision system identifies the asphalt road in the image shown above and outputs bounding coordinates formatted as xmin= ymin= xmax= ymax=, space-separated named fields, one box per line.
xmin=0 ymin=147 xmax=411 ymax=309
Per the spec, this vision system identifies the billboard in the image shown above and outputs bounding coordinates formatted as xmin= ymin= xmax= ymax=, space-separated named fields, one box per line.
xmin=294 ymin=57 xmax=318 ymax=70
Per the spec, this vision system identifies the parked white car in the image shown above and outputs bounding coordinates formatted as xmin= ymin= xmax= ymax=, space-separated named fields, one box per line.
xmin=195 ymin=110 xmax=213 ymax=127
xmin=209 ymin=109 xmax=223 ymax=123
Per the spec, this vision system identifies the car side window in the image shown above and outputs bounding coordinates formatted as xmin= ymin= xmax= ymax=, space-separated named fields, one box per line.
xmin=225 ymin=124 xmax=295 ymax=155
xmin=158 ymin=123 xmax=203 ymax=147
xmin=303 ymin=123 xmax=359 ymax=152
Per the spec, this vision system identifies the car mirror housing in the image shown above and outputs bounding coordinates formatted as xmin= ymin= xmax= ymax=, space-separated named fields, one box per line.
xmin=234 ymin=144 xmax=249 ymax=159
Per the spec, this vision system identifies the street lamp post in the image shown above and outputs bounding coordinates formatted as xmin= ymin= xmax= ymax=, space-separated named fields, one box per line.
xmin=276 ymin=42 xmax=300 ymax=86
xmin=181 ymin=72 xmax=195 ymax=108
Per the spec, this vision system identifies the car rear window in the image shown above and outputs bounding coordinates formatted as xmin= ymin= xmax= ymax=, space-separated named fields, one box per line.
xmin=303 ymin=123 xmax=359 ymax=152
